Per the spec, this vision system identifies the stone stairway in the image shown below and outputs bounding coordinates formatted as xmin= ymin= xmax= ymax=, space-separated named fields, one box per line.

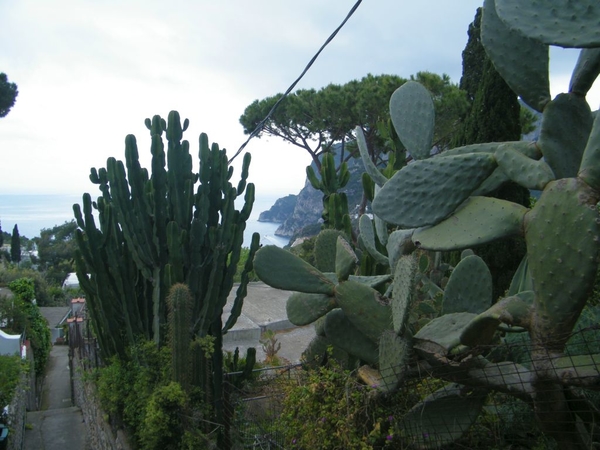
xmin=23 ymin=345 xmax=87 ymax=450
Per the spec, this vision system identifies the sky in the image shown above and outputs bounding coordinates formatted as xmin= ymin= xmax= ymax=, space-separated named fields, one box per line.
xmin=1 ymin=0 xmax=599 ymax=201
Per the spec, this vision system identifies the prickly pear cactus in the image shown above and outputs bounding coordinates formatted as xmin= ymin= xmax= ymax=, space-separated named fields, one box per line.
xmin=256 ymin=2 xmax=600 ymax=447
xmin=358 ymin=1 xmax=600 ymax=447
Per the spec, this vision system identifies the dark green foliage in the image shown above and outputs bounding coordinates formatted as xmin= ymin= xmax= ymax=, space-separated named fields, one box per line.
xmin=0 ymin=355 xmax=23 ymax=409
xmin=35 ymin=221 xmax=77 ymax=287
xmin=10 ymin=225 xmax=20 ymax=263
xmin=0 ymin=73 xmax=18 ymax=118
xmin=280 ymin=359 xmax=391 ymax=448
xmin=139 ymin=382 xmax=188 ymax=450
xmin=6 ymin=278 xmax=51 ymax=375
xmin=0 ymin=267 xmax=51 ymax=306
xmin=454 ymin=8 xmax=521 ymax=146
xmin=452 ymin=7 xmax=529 ymax=300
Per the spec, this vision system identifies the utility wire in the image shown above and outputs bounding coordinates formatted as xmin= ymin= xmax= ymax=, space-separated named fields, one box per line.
xmin=229 ymin=0 xmax=363 ymax=163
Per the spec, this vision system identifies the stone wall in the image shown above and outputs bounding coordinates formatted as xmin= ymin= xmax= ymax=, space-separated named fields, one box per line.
xmin=72 ymin=354 xmax=131 ymax=450
xmin=6 ymin=371 xmax=28 ymax=450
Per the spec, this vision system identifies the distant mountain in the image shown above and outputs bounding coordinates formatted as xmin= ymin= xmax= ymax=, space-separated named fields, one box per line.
xmin=258 ymin=148 xmax=369 ymax=238
xmin=258 ymin=194 xmax=297 ymax=223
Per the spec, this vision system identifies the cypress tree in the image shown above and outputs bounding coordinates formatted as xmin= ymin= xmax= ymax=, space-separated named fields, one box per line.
xmin=10 ymin=224 xmax=21 ymax=264
xmin=453 ymin=8 xmax=529 ymax=301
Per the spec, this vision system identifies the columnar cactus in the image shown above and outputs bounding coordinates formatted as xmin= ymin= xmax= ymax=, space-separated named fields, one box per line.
xmin=73 ymin=111 xmax=260 ymax=445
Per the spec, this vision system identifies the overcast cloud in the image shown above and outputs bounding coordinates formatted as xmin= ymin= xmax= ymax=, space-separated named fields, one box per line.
xmin=1 ymin=1 xmax=598 ymax=199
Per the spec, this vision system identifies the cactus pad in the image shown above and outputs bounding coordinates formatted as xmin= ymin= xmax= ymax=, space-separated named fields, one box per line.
xmin=538 ymin=93 xmax=593 ymax=179
xmin=579 ymin=110 xmax=600 ymax=191
xmin=372 ymin=153 xmax=497 ymax=228
xmin=334 ymin=280 xmax=392 ymax=342
xmin=286 ymin=292 xmax=337 ymax=326
xmin=356 ymin=126 xmax=388 ymax=187
xmin=570 ymin=49 xmax=600 ymax=96
xmin=412 ymin=197 xmax=527 ymax=251
xmin=460 ymin=291 xmax=534 ymax=348
xmin=525 ymin=178 xmax=600 ymax=349
xmin=495 ymin=144 xmax=555 ymax=190
xmin=392 ymin=254 xmax=417 ymax=336
xmin=442 ymin=255 xmax=492 ymax=315
xmin=314 ymin=229 xmax=347 ymax=273
xmin=386 ymin=229 xmax=415 ymax=272
xmin=389 ymin=81 xmax=435 ymax=160
xmin=254 ymin=245 xmax=335 ymax=295
xmin=335 ymin=236 xmax=358 ymax=281
xmin=378 ymin=330 xmax=410 ymax=392
xmin=399 ymin=383 xmax=486 ymax=449
xmin=413 ymin=313 xmax=476 ymax=362
xmin=359 ymin=214 xmax=388 ymax=265
xmin=481 ymin=0 xmax=550 ymax=112
xmin=495 ymin=0 xmax=600 ymax=48
xmin=324 ymin=309 xmax=378 ymax=365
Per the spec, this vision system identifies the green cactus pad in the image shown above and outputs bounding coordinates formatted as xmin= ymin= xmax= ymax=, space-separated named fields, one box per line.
xmin=570 ymin=49 xmax=600 ymax=97
xmin=389 ymin=81 xmax=435 ymax=161
xmin=441 ymin=140 xmax=540 ymax=159
xmin=314 ymin=229 xmax=347 ymax=273
xmin=374 ymin=209 xmax=388 ymax=246
xmin=359 ymin=214 xmax=388 ymax=265
xmin=386 ymin=229 xmax=415 ymax=272
xmin=442 ymin=255 xmax=492 ymax=315
xmin=460 ymin=291 xmax=534 ymax=348
xmin=413 ymin=313 xmax=477 ymax=361
xmin=348 ymin=274 xmax=392 ymax=288
xmin=372 ymin=153 xmax=497 ymax=228
xmin=481 ymin=0 xmax=550 ymax=112
xmin=335 ymin=236 xmax=358 ymax=281
xmin=495 ymin=144 xmax=555 ymax=190
xmin=356 ymin=126 xmax=388 ymax=187
xmin=378 ymin=330 xmax=410 ymax=392
xmin=579 ymin=111 xmax=600 ymax=191
xmin=324 ymin=309 xmax=378 ymax=365
xmin=495 ymin=0 xmax=600 ymax=48
xmin=525 ymin=178 xmax=600 ymax=350
xmin=507 ymin=256 xmax=533 ymax=296
xmin=334 ymin=280 xmax=392 ymax=342
xmin=551 ymin=354 xmax=600 ymax=383
xmin=286 ymin=292 xmax=337 ymax=326
xmin=538 ymin=93 xmax=593 ymax=179
xmin=392 ymin=255 xmax=417 ymax=336
xmin=399 ymin=383 xmax=486 ymax=449
xmin=471 ymin=167 xmax=509 ymax=196
xmin=254 ymin=245 xmax=335 ymax=295
xmin=301 ymin=334 xmax=350 ymax=367
xmin=412 ymin=197 xmax=527 ymax=251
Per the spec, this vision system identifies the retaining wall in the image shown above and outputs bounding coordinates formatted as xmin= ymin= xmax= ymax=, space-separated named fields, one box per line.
xmin=6 ymin=371 xmax=27 ymax=450
xmin=72 ymin=353 xmax=131 ymax=450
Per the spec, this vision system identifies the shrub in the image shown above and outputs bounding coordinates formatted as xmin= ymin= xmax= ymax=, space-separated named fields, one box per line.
xmin=139 ymin=381 xmax=188 ymax=450
xmin=0 ymin=355 xmax=23 ymax=411
xmin=5 ymin=278 xmax=51 ymax=376
xmin=280 ymin=359 xmax=392 ymax=449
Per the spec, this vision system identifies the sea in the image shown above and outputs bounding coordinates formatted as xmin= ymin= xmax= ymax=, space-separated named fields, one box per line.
xmin=0 ymin=193 xmax=290 ymax=247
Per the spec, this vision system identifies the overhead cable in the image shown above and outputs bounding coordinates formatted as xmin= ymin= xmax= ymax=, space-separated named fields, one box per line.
xmin=229 ymin=0 xmax=363 ymax=163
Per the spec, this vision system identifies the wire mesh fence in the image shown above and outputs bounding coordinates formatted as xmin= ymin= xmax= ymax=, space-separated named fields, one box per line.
xmin=222 ymin=321 xmax=600 ymax=449
xmin=224 ymin=364 xmax=304 ymax=449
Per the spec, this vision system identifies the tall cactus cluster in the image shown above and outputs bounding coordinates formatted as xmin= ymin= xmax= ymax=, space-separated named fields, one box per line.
xmin=254 ymin=1 xmax=600 ymax=448
xmin=306 ymin=152 xmax=353 ymax=237
xmin=73 ymin=111 xmax=260 ymax=441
